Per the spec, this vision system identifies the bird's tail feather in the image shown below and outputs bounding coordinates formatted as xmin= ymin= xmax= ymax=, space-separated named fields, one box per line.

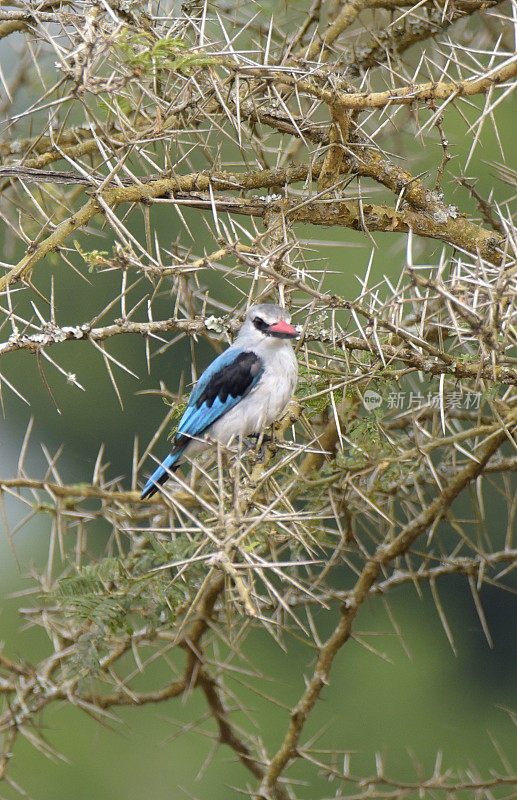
xmin=141 ymin=449 xmax=184 ymax=499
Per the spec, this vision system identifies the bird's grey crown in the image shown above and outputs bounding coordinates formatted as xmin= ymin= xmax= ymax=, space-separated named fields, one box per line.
xmin=246 ymin=303 xmax=292 ymax=324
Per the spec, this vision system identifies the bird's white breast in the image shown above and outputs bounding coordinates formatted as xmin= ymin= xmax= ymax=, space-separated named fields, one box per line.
xmin=207 ymin=344 xmax=298 ymax=445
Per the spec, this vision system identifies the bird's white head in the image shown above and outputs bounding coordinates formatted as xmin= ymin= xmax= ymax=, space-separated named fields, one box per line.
xmin=236 ymin=304 xmax=299 ymax=347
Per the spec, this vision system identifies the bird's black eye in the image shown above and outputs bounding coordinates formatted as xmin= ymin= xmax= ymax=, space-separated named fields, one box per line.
xmin=253 ymin=316 xmax=270 ymax=333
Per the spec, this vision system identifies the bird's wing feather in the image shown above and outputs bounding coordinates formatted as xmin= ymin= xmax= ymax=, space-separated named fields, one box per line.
xmin=187 ymin=346 xmax=244 ymax=407
xmin=177 ymin=349 xmax=263 ymax=438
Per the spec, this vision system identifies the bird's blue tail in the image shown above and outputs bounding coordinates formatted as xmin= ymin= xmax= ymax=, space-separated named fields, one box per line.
xmin=141 ymin=449 xmax=185 ymax=499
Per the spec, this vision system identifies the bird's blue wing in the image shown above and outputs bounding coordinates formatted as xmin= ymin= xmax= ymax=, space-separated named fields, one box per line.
xmin=177 ymin=348 xmax=263 ymax=438
xmin=141 ymin=347 xmax=263 ymax=499
xmin=187 ymin=347 xmax=247 ymax=407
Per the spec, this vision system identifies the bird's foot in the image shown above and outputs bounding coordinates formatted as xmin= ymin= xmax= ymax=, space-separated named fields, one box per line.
xmin=242 ymin=433 xmax=276 ymax=466
xmin=243 ymin=439 xmax=265 ymax=464
xmin=244 ymin=432 xmax=273 ymax=446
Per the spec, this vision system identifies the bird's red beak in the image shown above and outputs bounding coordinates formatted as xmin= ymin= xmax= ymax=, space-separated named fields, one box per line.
xmin=268 ymin=320 xmax=299 ymax=338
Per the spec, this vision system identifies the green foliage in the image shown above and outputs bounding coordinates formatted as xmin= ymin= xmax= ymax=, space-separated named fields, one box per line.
xmin=482 ymin=382 xmax=502 ymax=402
xmin=73 ymin=241 xmax=138 ymax=273
xmin=166 ymin=399 xmax=188 ymax=442
xmin=337 ymin=410 xmax=395 ymax=471
xmin=53 ymin=542 xmax=207 ymax=641
xmin=115 ymin=30 xmax=215 ymax=77
xmin=74 ymin=241 xmax=111 ymax=273
xmin=297 ymin=364 xmax=344 ymax=418
xmin=55 ymin=558 xmax=132 ymax=633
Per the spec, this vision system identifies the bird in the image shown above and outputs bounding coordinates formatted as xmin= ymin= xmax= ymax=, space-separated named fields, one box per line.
xmin=141 ymin=304 xmax=299 ymax=499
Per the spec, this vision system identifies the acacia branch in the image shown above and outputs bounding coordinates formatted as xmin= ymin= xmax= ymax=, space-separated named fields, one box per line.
xmin=197 ymin=669 xmax=292 ymax=799
xmin=229 ymin=54 xmax=517 ymax=110
xmin=305 ymin=752 xmax=517 ymax=794
xmin=277 ymin=549 xmax=517 ymax=609
xmin=301 ymin=0 xmax=499 ymax=60
xmin=2 ymin=311 xmax=515 ymax=384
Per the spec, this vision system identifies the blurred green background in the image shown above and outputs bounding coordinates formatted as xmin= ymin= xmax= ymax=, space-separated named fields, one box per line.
xmin=1 ymin=17 xmax=516 ymax=799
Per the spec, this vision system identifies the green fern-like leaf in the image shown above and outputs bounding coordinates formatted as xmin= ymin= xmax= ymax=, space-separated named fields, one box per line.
xmin=53 ymin=542 xmax=209 ymax=636
xmin=115 ymin=30 xmax=215 ymax=77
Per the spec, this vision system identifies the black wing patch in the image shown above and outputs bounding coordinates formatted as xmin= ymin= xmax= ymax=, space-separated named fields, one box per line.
xmin=195 ymin=351 xmax=263 ymax=409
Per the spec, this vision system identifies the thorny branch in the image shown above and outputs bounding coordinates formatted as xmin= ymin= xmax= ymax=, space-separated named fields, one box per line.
xmin=0 ymin=0 xmax=516 ymax=797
